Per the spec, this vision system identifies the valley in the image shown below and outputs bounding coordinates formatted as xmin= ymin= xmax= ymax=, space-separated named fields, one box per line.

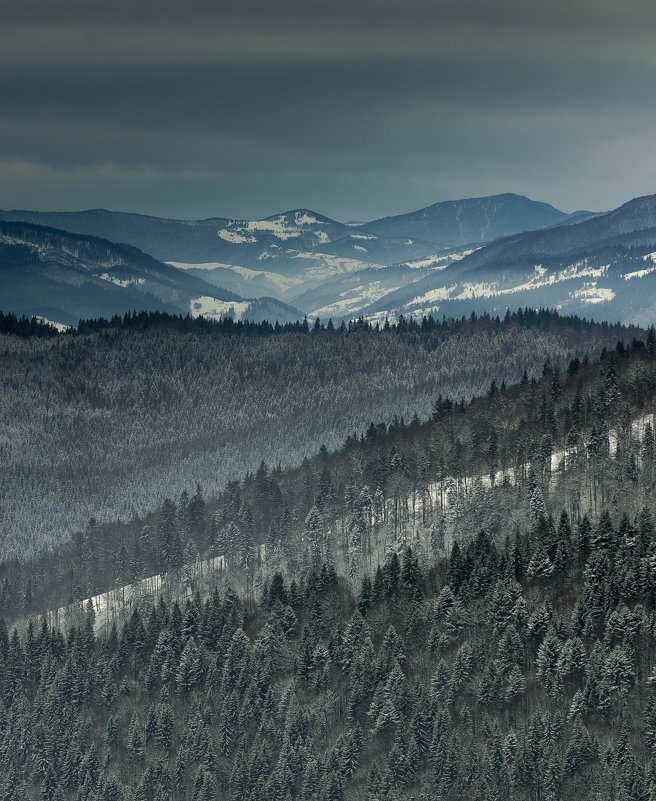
xmin=4 ymin=0 xmax=655 ymax=797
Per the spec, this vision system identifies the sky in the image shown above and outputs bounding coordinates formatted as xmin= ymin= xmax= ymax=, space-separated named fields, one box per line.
xmin=2 ymin=0 xmax=656 ymax=222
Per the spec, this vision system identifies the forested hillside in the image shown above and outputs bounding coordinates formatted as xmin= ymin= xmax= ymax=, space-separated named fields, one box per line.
xmin=0 ymin=221 xmax=301 ymax=327
xmin=2 ymin=324 xmax=655 ymax=622
xmin=2 ymin=322 xmax=656 ymax=800
xmin=3 ymin=469 xmax=656 ymax=800
xmin=0 ymin=309 xmax=636 ymax=560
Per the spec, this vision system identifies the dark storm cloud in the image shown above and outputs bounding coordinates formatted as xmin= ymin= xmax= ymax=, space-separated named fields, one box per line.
xmin=2 ymin=0 xmax=656 ymax=219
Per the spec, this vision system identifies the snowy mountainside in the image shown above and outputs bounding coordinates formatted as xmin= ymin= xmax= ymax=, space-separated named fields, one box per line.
xmin=0 ymin=206 xmax=432 ymax=276
xmin=173 ymin=247 xmax=474 ymax=322
xmin=288 ymin=249 xmax=476 ymax=322
xmin=0 ymin=195 xmax=586 ymax=323
xmin=355 ymin=195 xmax=656 ymax=326
xmin=0 ymin=221 xmax=301 ymax=325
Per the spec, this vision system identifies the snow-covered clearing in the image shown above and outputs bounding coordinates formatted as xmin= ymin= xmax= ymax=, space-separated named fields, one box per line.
xmin=189 ymin=296 xmax=251 ymax=321
xmin=99 ymin=273 xmax=145 ymax=288
xmin=39 ymin=556 xmax=226 ymax=635
xmin=34 ymin=316 xmax=72 ymax=332
xmin=569 ymin=285 xmax=615 ymax=304
xmin=310 ymin=282 xmax=401 ymax=320
xmin=169 ymin=262 xmax=301 ymax=292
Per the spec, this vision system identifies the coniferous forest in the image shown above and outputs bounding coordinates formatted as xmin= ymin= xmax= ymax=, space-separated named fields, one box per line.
xmin=1 ymin=314 xmax=656 ymax=799
xmin=0 ymin=309 xmax=637 ymax=559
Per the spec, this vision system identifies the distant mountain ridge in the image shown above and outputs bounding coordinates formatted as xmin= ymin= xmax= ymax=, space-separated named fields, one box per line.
xmin=358 ymin=194 xmax=656 ymax=327
xmin=0 ymin=206 xmax=398 ymax=267
xmin=360 ymin=192 xmax=576 ymax=245
xmin=0 ymin=194 xmax=580 ymax=264
xmin=0 ymin=220 xmax=301 ymax=326
xmin=0 ymin=193 xmax=588 ymax=324
xmin=9 ymin=194 xmax=656 ymax=327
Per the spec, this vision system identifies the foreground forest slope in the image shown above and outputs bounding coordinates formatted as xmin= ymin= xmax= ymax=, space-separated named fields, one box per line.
xmin=3 ymin=464 xmax=656 ymax=799
xmin=3 ymin=328 xmax=656 ymax=800
xmin=4 ymin=325 xmax=656 ymax=628
xmin=0 ymin=310 xmax=637 ymax=560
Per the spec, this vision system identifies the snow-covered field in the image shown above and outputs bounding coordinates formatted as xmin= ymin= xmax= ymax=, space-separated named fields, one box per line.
xmin=189 ymin=296 xmax=251 ymax=321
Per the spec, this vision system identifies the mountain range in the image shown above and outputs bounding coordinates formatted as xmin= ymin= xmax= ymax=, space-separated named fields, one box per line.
xmin=3 ymin=192 xmax=656 ymax=327
xmin=362 ymin=194 xmax=656 ymax=327
xmin=0 ymin=220 xmax=301 ymax=326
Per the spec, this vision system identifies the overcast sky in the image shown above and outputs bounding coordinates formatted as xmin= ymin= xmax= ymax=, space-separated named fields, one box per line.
xmin=2 ymin=0 xmax=655 ymax=221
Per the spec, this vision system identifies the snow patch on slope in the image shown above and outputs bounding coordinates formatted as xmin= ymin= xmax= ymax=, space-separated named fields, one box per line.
xmin=292 ymin=251 xmax=383 ymax=277
xmin=406 ymin=262 xmax=612 ymax=309
xmin=568 ymin=285 xmax=615 ymax=304
xmin=34 ymin=316 xmax=72 ymax=332
xmin=310 ymin=282 xmax=402 ymax=320
xmin=403 ymin=248 xmax=478 ymax=270
xmin=169 ymin=262 xmax=301 ymax=292
xmin=190 ymin=296 xmax=251 ymax=321
xmin=217 ymin=212 xmax=329 ymax=244
xmin=99 ymin=273 xmax=145 ymax=288
xmin=624 ymin=254 xmax=656 ymax=280
xmin=293 ymin=211 xmax=321 ymax=226
xmin=624 ymin=266 xmax=656 ymax=280
xmin=217 ymin=229 xmax=257 ymax=244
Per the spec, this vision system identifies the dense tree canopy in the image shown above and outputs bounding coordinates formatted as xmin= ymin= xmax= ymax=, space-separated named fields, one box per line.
xmin=0 ymin=308 xmax=637 ymax=558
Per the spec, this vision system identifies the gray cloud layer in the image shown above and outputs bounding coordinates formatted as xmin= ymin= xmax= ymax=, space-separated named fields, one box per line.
xmin=2 ymin=0 xmax=655 ymax=220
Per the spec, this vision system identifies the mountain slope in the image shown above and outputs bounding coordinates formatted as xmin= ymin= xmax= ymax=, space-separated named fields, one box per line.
xmin=357 ymin=194 xmax=656 ymax=326
xmin=0 ymin=220 xmax=301 ymax=325
xmin=0 ymin=310 xmax=639 ymax=560
xmin=0 ymin=207 xmax=419 ymax=271
xmin=361 ymin=192 xmax=575 ymax=246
